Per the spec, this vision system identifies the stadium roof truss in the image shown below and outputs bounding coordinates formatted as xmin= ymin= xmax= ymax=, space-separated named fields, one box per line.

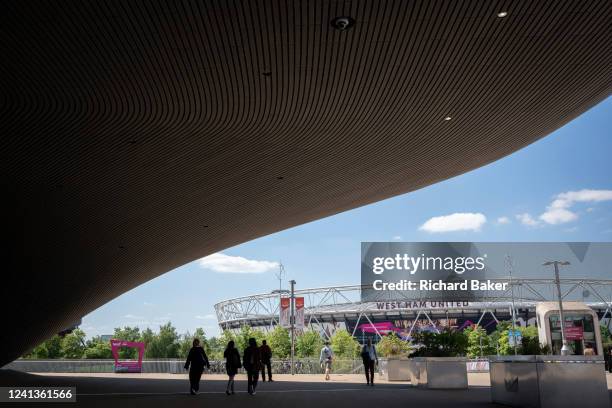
xmin=214 ymin=279 xmax=612 ymax=339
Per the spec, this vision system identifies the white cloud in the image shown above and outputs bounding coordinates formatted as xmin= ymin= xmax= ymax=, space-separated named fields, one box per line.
xmin=419 ymin=213 xmax=486 ymax=233
xmin=195 ymin=314 xmax=216 ymax=320
xmin=516 ymin=213 xmax=540 ymax=227
xmin=392 ymin=235 xmax=402 ymax=240
xmin=143 ymin=302 xmax=154 ymax=307
xmin=123 ymin=314 xmax=144 ymax=319
xmin=198 ymin=253 xmax=279 ymax=274
xmin=539 ymin=189 xmax=612 ymax=225
xmin=539 ymin=208 xmax=577 ymax=224
xmin=496 ymin=216 xmax=510 ymax=225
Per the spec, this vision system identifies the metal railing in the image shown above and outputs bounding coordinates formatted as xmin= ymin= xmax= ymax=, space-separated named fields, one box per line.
xmin=5 ymin=357 xmax=490 ymax=374
xmin=4 ymin=358 xmax=366 ymax=375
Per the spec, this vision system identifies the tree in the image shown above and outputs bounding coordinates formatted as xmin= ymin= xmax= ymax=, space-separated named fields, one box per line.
xmin=330 ymin=329 xmax=360 ymax=358
xmin=147 ymin=322 xmax=180 ymax=358
xmin=84 ymin=336 xmax=113 ymax=359
xmin=236 ymin=325 xmax=266 ymax=352
xmin=61 ymin=329 xmax=86 ymax=358
xmin=180 ymin=328 xmax=207 ymax=358
xmin=297 ymin=330 xmax=324 ymax=357
xmin=412 ymin=329 xmax=468 ymax=357
xmin=520 ymin=325 xmax=543 ymax=355
xmin=25 ymin=335 xmax=63 ymax=359
xmin=140 ymin=328 xmax=157 ymax=358
xmin=113 ymin=326 xmax=141 ymax=359
xmin=267 ymin=326 xmax=291 ymax=358
xmin=601 ymin=325 xmax=612 ymax=347
xmin=377 ymin=333 xmax=412 ymax=358
xmin=465 ymin=325 xmax=495 ymax=358
xmin=207 ymin=336 xmax=225 ymax=361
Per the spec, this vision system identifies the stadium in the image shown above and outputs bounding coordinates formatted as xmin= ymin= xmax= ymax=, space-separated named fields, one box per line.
xmin=214 ymin=279 xmax=612 ymax=342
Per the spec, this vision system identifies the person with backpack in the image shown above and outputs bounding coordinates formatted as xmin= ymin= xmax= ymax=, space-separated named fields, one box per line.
xmin=319 ymin=341 xmax=334 ymax=381
xmin=243 ymin=337 xmax=262 ymax=395
xmin=223 ymin=340 xmax=242 ymax=395
xmin=361 ymin=338 xmax=378 ymax=386
xmin=259 ymin=339 xmax=273 ymax=382
xmin=184 ymin=338 xmax=210 ymax=395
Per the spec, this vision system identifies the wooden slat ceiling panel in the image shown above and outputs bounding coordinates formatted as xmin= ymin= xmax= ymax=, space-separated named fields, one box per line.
xmin=1 ymin=0 xmax=611 ymax=364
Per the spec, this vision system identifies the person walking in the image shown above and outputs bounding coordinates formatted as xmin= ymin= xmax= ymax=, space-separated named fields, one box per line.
xmin=184 ymin=338 xmax=210 ymax=395
xmin=319 ymin=341 xmax=334 ymax=381
xmin=224 ymin=340 xmax=242 ymax=395
xmin=361 ymin=338 xmax=378 ymax=386
xmin=260 ymin=339 xmax=273 ymax=382
xmin=243 ymin=337 xmax=262 ymax=395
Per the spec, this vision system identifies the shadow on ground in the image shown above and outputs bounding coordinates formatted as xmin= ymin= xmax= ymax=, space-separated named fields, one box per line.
xmin=1 ymin=370 xmax=610 ymax=408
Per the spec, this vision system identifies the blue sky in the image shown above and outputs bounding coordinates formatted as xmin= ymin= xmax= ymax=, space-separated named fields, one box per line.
xmin=81 ymin=96 xmax=612 ymax=339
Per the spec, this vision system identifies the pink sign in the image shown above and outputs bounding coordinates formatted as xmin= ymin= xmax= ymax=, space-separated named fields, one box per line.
xmin=357 ymin=322 xmax=401 ymax=334
xmin=110 ymin=339 xmax=145 ymax=373
xmin=564 ymin=326 xmax=584 ymax=340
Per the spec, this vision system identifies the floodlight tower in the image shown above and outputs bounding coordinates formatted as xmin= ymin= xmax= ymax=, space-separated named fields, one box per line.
xmin=543 ymin=261 xmax=571 ymax=355
xmin=506 ymin=255 xmax=518 ymax=355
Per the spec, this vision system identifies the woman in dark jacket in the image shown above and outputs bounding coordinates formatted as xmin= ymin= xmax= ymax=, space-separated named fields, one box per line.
xmin=184 ymin=338 xmax=210 ymax=395
xmin=224 ymin=340 xmax=242 ymax=395
xmin=243 ymin=337 xmax=262 ymax=395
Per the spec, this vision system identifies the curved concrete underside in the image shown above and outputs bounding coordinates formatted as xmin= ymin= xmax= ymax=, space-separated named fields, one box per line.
xmin=2 ymin=0 xmax=611 ymax=365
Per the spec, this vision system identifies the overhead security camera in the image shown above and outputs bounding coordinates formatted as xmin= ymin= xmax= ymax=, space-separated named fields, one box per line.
xmin=331 ymin=16 xmax=354 ymax=31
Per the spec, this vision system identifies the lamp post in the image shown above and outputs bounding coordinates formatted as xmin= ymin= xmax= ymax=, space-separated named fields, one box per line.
xmin=506 ymin=255 xmax=518 ymax=355
xmin=543 ymin=261 xmax=571 ymax=355
xmin=289 ymin=279 xmax=296 ymax=375
xmin=275 ymin=263 xmax=285 ymax=327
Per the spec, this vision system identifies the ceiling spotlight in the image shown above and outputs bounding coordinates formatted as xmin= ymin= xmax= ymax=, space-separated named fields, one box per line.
xmin=331 ymin=16 xmax=355 ymax=31
xmin=444 ymin=116 xmax=452 ymax=121
xmin=497 ymin=11 xmax=508 ymax=18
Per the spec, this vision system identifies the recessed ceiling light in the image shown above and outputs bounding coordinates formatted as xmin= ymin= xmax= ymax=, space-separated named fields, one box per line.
xmin=497 ymin=11 xmax=508 ymax=18
xmin=444 ymin=116 xmax=452 ymax=121
xmin=331 ymin=16 xmax=355 ymax=31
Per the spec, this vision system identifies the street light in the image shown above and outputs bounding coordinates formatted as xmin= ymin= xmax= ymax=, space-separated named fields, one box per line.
xmin=543 ymin=261 xmax=571 ymax=355
xmin=289 ymin=279 xmax=296 ymax=375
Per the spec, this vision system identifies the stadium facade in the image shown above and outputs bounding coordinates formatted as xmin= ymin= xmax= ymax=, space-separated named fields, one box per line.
xmin=214 ymin=280 xmax=612 ymax=341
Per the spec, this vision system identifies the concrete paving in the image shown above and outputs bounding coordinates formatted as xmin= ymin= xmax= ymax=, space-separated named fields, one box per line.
xmin=1 ymin=370 xmax=611 ymax=408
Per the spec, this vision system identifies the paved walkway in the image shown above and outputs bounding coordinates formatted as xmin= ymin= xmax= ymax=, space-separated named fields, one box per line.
xmin=26 ymin=371 xmax=493 ymax=385
xmin=1 ymin=370 xmax=611 ymax=408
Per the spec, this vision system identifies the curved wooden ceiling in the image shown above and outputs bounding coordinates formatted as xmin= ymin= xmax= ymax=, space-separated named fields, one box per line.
xmin=1 ymin=0 xmax=611 ymax=365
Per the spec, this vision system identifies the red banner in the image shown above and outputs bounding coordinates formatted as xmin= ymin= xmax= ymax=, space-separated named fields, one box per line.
xmin=295 ymin=297 xmax=305 ymax=329
xmin=280 ymin=298 xmax=290 ymax=327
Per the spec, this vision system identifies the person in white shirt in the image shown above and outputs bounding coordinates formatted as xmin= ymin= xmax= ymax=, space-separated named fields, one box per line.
xmin=319 ymin=342 xmax=334 ymax=380
xmin=360 ymin=338 xmax=378 ymax=385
